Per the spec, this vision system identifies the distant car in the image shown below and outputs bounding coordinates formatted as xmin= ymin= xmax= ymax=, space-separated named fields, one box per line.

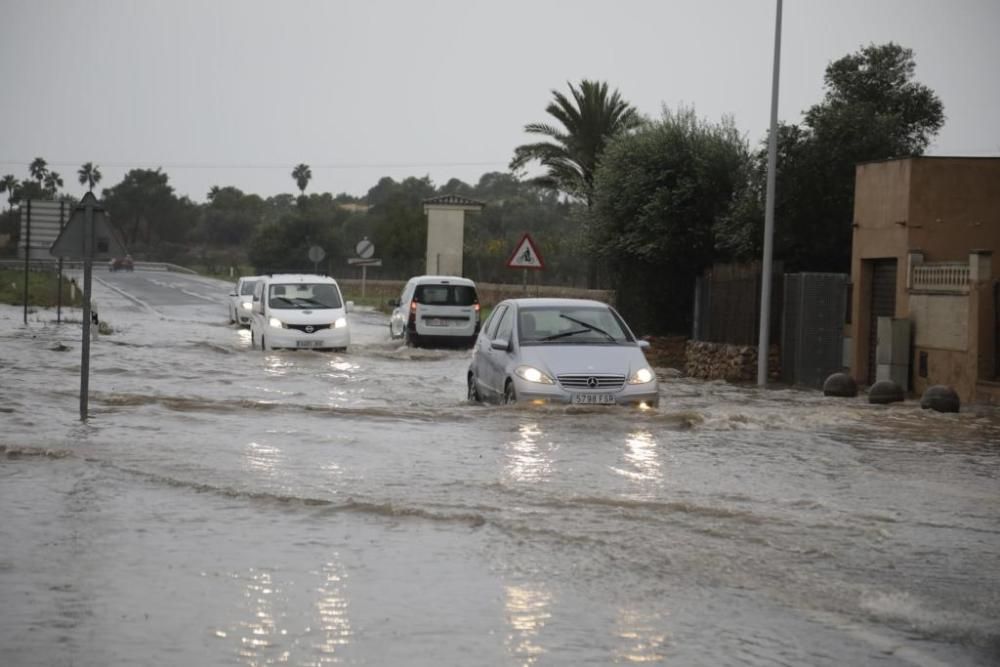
xmin=229 ymin=275 xmax=261 ymax=326
xmin=388 ymin=275 xmax=480 ymax=348
xmin=249 ymin=274 xmax=352 ymax=352
xmin=109 ymin=256 xmax=133 ymax=272
xmin=467 ymin=298 xmax=659 ymax=407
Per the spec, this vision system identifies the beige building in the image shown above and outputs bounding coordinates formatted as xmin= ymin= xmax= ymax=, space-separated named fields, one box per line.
xmin=849 ymin=157 xmax=1000 ymax=405
xmin=422 ymin=194 xmax=484 ymax=276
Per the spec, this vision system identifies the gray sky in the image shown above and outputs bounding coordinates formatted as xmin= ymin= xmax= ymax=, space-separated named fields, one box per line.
xmin=2 ymin=0 xmax=998 ymax=203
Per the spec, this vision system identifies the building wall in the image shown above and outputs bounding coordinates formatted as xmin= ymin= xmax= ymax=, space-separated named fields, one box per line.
xmin=425 ymin=207 xmax=466 ymax=276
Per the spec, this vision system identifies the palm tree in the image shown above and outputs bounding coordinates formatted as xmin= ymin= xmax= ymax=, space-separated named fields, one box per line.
xmin=0 ymin=175 xmax=19 ymax=210
xmin=509 ymin=80 xmax=641 ymax=206
xmin=207 ymin=185 xmax=221 ymax=202
xmin=78 ymin=162 xmax=102 ymax=192
xmin=43 ymin=171 xmax=64 ymax=196
xmin=292 ymin=163 xmax=312 ymax=196
xmin=29 ymin=157 xmax=48 ymax=184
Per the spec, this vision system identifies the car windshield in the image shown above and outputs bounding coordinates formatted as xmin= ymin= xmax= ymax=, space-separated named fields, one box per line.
xmin=268 ymin=283 xmax=342 ymax=309
xmin=239 ymin=280 xmax=258 ymax=296
xmin=518 ymin=306 xmax=633 ymax=345
xmin=414 ymin=284 xmax=477 ymax=306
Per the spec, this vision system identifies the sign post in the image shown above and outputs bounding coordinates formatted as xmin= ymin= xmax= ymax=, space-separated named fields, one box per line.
xmin=308 ymin=244 xmax=326 ymax=274
xmin=49 ymin=192 xmax=126 ymax=420
xmin=350 ymin=237 xmax=379 ymax=297
xmin=505 ymin=233 xmax=545 ymax=293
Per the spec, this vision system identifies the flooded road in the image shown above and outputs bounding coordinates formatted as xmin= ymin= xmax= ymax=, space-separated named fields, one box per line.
xmin=1 ymin=269 xmax=998 ymax=666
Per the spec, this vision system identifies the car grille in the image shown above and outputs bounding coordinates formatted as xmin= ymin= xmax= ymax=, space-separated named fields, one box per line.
xmin=557 ymin=374 xmax=625 ymax=390
xmin=286 ymin=323 xmax=331 ymax=334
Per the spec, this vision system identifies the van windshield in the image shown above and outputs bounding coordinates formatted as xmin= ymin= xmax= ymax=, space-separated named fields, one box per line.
xmin=268 ymin=283 xmax=342 ymax=309
xmin=414 ymin=284 xmax=477 ymax=306
xmin=240 ymin=280 xmax=258 ymax=296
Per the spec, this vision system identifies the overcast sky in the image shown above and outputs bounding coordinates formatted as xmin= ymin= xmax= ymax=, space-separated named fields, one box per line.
xmin=2 ymin=0 xmax=998 ymax=204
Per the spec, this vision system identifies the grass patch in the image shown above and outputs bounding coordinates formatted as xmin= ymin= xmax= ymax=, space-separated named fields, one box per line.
xmin=0 ymin=269 xmax=85 ymax=308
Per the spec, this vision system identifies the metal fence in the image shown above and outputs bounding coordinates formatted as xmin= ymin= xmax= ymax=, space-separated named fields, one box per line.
xmin=693 ymin=262 xmax=783 ymax=346
xmin=781 ymin=273 xmax=850 ymax=388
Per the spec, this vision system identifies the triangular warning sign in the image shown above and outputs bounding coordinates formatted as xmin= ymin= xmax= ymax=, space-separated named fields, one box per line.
xmin=506 ymin=233 xmax=544 ymax=270
xmin=49 ymin=196 xmax=127 ymax=260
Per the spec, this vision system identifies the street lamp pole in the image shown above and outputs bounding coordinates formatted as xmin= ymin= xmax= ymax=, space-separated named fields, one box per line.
xmin=757 ymin=0 xmax=783 ymax=386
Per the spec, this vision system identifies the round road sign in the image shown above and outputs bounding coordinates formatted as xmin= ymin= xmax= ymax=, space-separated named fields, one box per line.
xmin=308 ymin=245 xmax=326 ymax=263
xmin=356 ymin=237 xmax=375 ymax=259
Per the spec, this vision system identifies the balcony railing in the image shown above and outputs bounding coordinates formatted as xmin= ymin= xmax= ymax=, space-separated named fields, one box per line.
xmin=911 ymin=262 xmax=970 ymax=294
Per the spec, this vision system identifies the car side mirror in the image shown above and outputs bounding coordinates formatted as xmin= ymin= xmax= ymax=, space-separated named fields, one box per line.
xmin=491 ymin=338 xmax=511 ymax=352
xmin=229 ymin=292 xmax=237 ymax=297
xmin=637 ymin=340 xmax=651 ymax=349
xmin=345 ymin=300 xmax=355 ymax=313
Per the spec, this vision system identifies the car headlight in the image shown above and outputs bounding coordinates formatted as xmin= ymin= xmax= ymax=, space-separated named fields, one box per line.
xmin=514 ymin=365 xmax=554 ymax=384
xmin=334 ymin=317 xmax=347 ymax=329
xmin=268 ymin=317 xmax=286 ymax=329
xmin=628 ymin=367 xmax=655 ymax=384
xmin=241 ymin=302 xmax=252 ymax=310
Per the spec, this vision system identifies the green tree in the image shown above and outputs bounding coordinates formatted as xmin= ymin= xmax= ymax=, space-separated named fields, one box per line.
xmin=0 ymin=175 xmax=18 ymax=210
xmin=78 ymin=162 xmax=102 ymax=193
xmin=43 ymin=171 xmax=63 ymax=196
xmin=196 ymin=186 xmax=265 ymax=246
xmin=29 ymin=157 xmax=48 ymax=184
xmin=102 ymin=168 xmax=194 ymax=247
xmin=591 ymin=106 xmax=749 ymax=334
xmin=292 ymin=163 xmax=312 ymax=196
xmin=716 ymin=42 xmax=944 ymax=271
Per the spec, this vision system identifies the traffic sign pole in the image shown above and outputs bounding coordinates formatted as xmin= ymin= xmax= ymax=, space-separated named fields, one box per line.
xmin=80 ymin=203 xmax=93 ymax=420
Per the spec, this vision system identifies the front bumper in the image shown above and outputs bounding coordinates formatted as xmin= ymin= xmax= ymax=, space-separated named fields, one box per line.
xmin=264 ymin=325 xmax=350 ymax=350
xmin=512 ymin=377 xmax=660 ymax=407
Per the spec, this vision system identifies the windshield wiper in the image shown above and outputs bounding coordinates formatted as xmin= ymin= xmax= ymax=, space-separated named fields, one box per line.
xmin=540 ymin=328 xmax=591 ymax=341
xmin=558 ymin=314 xmax=617 ymax=342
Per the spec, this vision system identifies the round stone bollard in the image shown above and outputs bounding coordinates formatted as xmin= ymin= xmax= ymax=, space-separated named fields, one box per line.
xmin=868 ymin=380 xmax=905 ymax=404
xmin=823 ymin=372 xmax=858 ymax=397
xmin=920 ymin=385 xmax=960 ymax=413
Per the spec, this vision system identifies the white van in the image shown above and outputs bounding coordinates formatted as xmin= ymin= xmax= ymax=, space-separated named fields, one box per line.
xmin=250 ymin=274 xmax=351 ymax=351
xmin=388 ymin=275 xmax=480 ymax=348
xmin=229 ymin=275 xmax=262 ymax=326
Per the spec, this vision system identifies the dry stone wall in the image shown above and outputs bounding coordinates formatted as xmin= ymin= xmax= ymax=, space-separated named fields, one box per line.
xmin=685 ymin=340 xmax=781 ymax=382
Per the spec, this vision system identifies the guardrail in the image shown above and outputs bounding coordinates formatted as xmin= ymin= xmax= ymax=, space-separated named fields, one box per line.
xmin=0 ymin=258 xmax=196 ymax=274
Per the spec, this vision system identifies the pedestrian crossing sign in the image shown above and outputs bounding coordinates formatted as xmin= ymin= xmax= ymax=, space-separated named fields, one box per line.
xmin=506 ymin=233 xmax=544 ymax=270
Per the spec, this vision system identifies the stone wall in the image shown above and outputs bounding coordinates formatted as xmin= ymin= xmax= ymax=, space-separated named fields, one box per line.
xmin=685 ymin=340 xmax=781 ymax=382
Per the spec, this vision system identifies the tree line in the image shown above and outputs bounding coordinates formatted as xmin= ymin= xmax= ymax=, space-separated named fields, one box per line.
xmin=0 ymin=42 xmax=944 ymax=334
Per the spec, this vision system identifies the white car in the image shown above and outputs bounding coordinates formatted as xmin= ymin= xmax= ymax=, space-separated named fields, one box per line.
xmin=229 ymin=275 xmax=262 ymax=326
xmin=249 ymin=274 xmax=351 ymax=352
xmin=388 ymin=275 xmax=480 ymax=348
xmin=467 ymin=298 xmax=659 ymax=407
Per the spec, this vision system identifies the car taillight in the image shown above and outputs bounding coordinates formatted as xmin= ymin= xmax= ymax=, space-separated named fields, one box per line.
xmin=407 ymin=300 xmax=416 ymax=329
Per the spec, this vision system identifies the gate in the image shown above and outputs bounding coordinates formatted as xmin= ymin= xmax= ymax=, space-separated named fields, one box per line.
xmin=781 ymin=273 xmax=849 ymax=388
xmin=867 ymin=259 xmax=898 ymax=384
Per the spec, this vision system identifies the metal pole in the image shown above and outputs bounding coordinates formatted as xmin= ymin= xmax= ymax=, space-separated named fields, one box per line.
xmin=361 ymin=265 xmax=367 ymax=298
xmin=57 ymin=201 xmax=65 ymax=323
xmin=757 ymin=0 xmax=783 ymax=386
xmin=23 ymin=200 xmax=31 ymax=325
xmin=80 ymin=203 xmax=93 ymax=420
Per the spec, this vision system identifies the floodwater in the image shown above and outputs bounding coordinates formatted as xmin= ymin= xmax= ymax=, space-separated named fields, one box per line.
xmin=1 ymin=271 xmax=998 ymax=666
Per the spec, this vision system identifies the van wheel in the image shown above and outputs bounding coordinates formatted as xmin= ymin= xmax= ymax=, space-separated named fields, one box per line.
xmin=467 ymin=373 xmax=480 ymax=402
xmin=503 ymin=380 xmax=517 ymax=405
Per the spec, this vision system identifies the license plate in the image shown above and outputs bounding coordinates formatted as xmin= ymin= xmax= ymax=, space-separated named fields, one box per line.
xmin=426 ymin=318 xmax=449 ymax=326
xmin=571 ymin=393 xmax=616 ymax=405
xmin=296 ymin=340 xmax=323 ymax=348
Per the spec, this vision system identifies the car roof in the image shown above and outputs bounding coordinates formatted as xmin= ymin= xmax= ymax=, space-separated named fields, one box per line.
xmin=503 ymin=298 xmax=611 ymax=309
xmin=407 ymin=275 xmax=476 ymax=287
xmin=263 ymin=274 xmax=339 ymax=284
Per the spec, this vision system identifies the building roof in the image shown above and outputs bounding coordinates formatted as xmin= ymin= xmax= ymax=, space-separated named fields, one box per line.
xmin=423 ymin=194 xmax=486 ymax=209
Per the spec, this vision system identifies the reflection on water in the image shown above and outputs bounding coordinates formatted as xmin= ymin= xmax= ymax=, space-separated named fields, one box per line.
xmin=313 ymin=558 xmax=352 ymax=664
xmin=505 ymin=584 xmax=552 ymax=666
xmin=243 ymin=441 xmax=283 ymax=476
xmin=238 ymin=568 xmax=278 ymax=665
xmin=612 ymin=430 xmax=663 ymax=487
xmin=614 ymin=607 xmax=668 ymax=663
xmin=504 ymin=423 xmax=553 ymax=484
xmin=264 ymin=355 xmax=294 ymax=377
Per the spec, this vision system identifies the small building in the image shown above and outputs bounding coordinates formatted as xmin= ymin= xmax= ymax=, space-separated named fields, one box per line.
xmin=849 ymin=156 xmax=1000 ymax=405
xmin=422 ymin=194 xmax=484 ymax=276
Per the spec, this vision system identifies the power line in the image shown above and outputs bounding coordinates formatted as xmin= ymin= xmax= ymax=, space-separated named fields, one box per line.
xmin=0 ymin=159 xmax=509 ymax=171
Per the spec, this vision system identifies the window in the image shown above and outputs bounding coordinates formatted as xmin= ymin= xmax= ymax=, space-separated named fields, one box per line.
xmin=414 ymin=284 xmax=477 ymax=306
xmin=269 ymin=283 xmax=342 ymax=309
xmin=487 ymin=305 xmax=508 ymax=338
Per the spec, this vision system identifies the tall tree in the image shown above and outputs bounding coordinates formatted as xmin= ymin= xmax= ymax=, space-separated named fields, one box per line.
xmin=102 ymin=168 xmax=192 ymax=246
xmin=716 ymin=42 xmax=944 ymax=272
xmin=29 ymin=157 xmax=48 ymax=184
xmin=43 ymin=171 xmax=64 ymax=196
xmin=509 ymin=80 xmax=641 ymax=207
xmin=0 ymin=175 xmax=18 ymax=210
xmin=292 ymin=163 xmax=312 ymax=196
xmin=77 ymin=162 xmax=102 ymax=192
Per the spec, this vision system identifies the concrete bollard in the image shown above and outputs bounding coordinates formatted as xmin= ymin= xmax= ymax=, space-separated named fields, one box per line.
xmin=868 ymin=380 xmax=905 ymax=404
xmin=823 ymin=372 xmax=858 ymax=397
xmin=920 ymin=385 xmax=960 ymax=413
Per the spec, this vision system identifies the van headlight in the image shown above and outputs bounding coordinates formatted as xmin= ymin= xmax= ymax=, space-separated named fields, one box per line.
xmin=268 ymin=317 xmax=286 ymax=329
xmin=514 ymin=365 xmax=554 ymax=384
xmin=334 ymin=317 xmax=347 ymax=329
xmin=628 ymin=367 xmax=655 ymax=384
xmin=241 ymin=302 xmax=252 ymax=310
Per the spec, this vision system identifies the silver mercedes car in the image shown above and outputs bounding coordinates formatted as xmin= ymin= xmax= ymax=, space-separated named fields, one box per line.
xmin=467 ymin=298 xmax=659 ymax=407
